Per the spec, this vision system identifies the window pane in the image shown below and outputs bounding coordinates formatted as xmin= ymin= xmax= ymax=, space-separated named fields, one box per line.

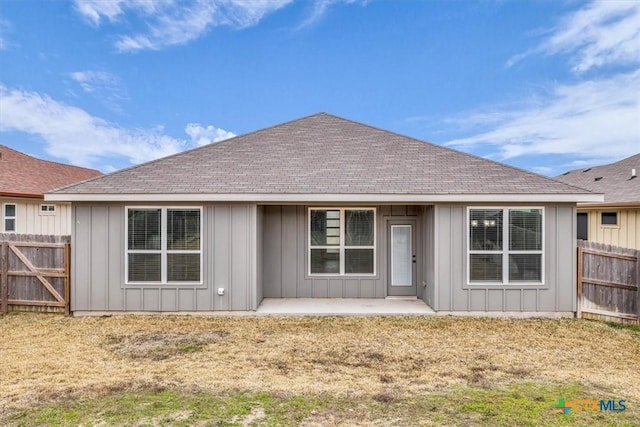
xmin=602 ymin=212 xmax=617 ymax=225
xmin=310 ymin=210 xmax=340 ymax=246
xmin=5 ymin=218 xmax=15 ymax=232
xmin=345 ymin=249 xmax=374 ymax=274
xmin=469 ymin=210 xmax=502 ymax=251
xmin=310 ymin=248 xmax=340 ymax=274
xmin=168 ymin=253 xmax=201 ymax=282
xmin=41 ymin=205 xmax=48 ymax=212
xmin=509 ymin=254 xmax=541 ymax=281
xmin=345 ymin=210 xmax=374 ymax=246
xmin=128 ymin=253 xmax=161 ymax=282
xmin=128 ymin=209 xmax=161 ymax=250
xmin=5 ymin=204 xmax=15 ymax=216
xmin=167 ymin=209 xmax=201 ymax=250
xmin=509 ymin=209 xmax=542 ymax=251
xmin=470 ymin=254 xmax=502 ymax=282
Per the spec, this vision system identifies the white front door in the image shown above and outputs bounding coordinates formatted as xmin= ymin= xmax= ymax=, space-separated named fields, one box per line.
xmin=387 ymin=221 xmax=416 ymax=296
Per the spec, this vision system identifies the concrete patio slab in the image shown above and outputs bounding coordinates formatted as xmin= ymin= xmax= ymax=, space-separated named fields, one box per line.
xmin=256 ymin=298 xmax=435 ymax=316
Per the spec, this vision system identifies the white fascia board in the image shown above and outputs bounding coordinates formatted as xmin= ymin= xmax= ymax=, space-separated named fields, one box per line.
xmin=45 ymin=192 xmax=605 ymax=203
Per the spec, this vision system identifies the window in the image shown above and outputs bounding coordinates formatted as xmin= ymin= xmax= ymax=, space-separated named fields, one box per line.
xmin=309 ymin=208 xmax=375 ymax=275
xmin=4 ymin=204 xmax=16 ymax=232
xmin=577 ymin=213 xmax=588 ymax=240
xmin=468 ymin=208 xmax=543 ymax=284
xmin=126 ymin=207 xmax=202 ymax=284
xmin=601 ymin=212 xmax=618 ymax=226
xmin=40 ymin=204 xmax=56 ymax=215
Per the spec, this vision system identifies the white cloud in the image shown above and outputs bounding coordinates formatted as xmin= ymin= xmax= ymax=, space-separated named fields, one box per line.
xmin=0 ymin=84 xmax=233 ymax=170
xmin=445 ymin=70 xmax=640 ymax=163
xmin=509 ymin=0 xmax=640 ymax=73
xmin=70 ymin=70 xmax=129 ymax=112
xmin=445 ymin=1 xmax=640 ymax=174
xmin=185 ymin=123 xmax=235 ymax=146
xmin=296 ymin=0 xmax=365 ymax=29
xmin=73 ymin=0 xmax=294 ymax=52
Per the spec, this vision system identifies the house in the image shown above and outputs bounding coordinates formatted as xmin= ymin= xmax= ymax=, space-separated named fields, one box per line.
xmin=555 ymin=154 xmax=640 ymax=250
xmin=46 ymin=113 xmax=602 ymax=314
xmin=0 ymin=144 xmax=101 ymax=235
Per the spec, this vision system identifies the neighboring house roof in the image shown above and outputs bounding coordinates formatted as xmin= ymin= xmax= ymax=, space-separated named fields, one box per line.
xmin=0 ymin=144 xmax=102 ymax=198
xmin=555 ymin=153 xmax=640 ymax=205
xmin=48 ymin=113 xmax=600 ymax=203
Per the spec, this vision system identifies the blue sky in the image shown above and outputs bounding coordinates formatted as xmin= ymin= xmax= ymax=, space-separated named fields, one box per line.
xmin=0 ymin=0 xmax=638 ymax=176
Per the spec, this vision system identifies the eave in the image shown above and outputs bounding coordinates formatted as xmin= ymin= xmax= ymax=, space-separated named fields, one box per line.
xmin=45 ymin=192 xmax=605 ymax=204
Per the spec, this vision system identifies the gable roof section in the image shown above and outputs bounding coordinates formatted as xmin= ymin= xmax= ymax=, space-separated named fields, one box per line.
xmin=555 ymin=153 xmax=640 ymax=205
xmin=0 ymin=144 xmax=102 ymax=198
xmin=48 ymin=113 xmax=600 ymax=203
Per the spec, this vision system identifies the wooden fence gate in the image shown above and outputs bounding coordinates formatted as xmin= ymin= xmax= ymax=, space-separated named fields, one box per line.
xmin=0 ymin=234 xmax=71 ymax=315
xmin=577 ymin=240 xmax=639 ymax=325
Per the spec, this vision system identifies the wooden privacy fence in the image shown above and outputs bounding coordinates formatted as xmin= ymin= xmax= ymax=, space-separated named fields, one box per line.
xmin=0 ymin=233 xmax=71 ymax=315
xmin=577 ymin=240 xmax=639 ymax=325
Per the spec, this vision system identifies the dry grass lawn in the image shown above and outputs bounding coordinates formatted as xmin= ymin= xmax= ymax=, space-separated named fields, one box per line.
xmin=1 ymin=313 xmax=639 ymax=424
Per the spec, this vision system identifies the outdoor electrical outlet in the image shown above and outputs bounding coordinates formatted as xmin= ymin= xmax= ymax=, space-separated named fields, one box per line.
xmin=217 ymin=288 xmax=225 ymax=296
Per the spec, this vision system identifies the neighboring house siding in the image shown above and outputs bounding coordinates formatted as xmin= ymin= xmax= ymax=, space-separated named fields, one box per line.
xmin=262 ymin=205 xmax=423 ymax=299
xmin=1 ymin=197 xmax=71 ymax=235
xmin=582 ymin=208 xmax=640 ymax=250
xmin=71 ymin=203 xmax=258 ymax=311
xmin=433 ymin=204 xmax=576 ymax=312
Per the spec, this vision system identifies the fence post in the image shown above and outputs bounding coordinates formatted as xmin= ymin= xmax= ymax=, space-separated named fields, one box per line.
xmin=64 ymin=242 xmax=71 ymax=316
xmin=576 ymin=244 xmax=583 ymax=319
xmin=1 ymin=241 xmax=8 ymax=315
xmin=637 ymin=253 xmax=640 ymax=326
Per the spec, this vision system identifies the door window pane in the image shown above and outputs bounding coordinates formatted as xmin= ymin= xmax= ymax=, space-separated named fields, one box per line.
xmin=391 ymin=225 xmax=412 ymax=286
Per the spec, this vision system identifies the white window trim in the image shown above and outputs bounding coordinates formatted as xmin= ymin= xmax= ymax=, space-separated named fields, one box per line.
xmin=125 ymin=206 xmax=203 ymax=285
xmin=467 ymin=207 xmax=545 ymax=286
xmin=599 ymin=211 xmax=619 ymax=229
xmin=308 ymin=207 xmax=376 ymax=277
xmin=3 ymin=203 xmax=16 ymax=232
xmin=39 ymin=204 xmax=56 ymax=215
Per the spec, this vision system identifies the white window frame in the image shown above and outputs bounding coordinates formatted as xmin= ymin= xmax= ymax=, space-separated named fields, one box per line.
xmin=308 ymin=207 xmax=376 ymax=277
xmin=600 ymin=211 xmax=619 ymax=228
xmin=3 ymin=203 xmax=16 ymax=232
xmin=125 ymin=206 xmax=203 ymax=285
xmin=39 ymin=204 xmax=56 ymax=215
xmin=467 ymin=207 xmax=545 ymax=286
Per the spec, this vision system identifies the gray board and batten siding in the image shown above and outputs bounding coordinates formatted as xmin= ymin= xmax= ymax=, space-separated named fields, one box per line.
xmin=72 ymin=203 xmax=259 ymax=312
xmin=432 ymin=204 xmax=577 ymax=313
xmin=262 ymin=205 xmax=425 ymax=299
xmin=71 ymin=202 xmax=577 ymax=313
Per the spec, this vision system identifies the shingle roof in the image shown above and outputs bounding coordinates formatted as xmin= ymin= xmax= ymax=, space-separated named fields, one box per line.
xmin=51 ymin=113 xmax=593 ymax=198
xmin=0 ymin=144 xmax=101 ymax=198
xmin=555 ymin=153 xmax=640 ymax=204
